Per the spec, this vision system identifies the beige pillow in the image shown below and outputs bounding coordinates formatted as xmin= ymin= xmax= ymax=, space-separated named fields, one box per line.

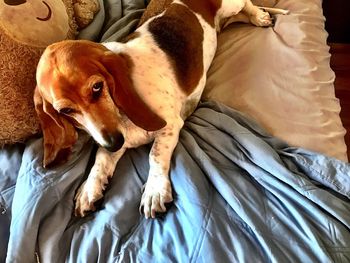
xmin=203 ymin=0 xmax=348 ymax=161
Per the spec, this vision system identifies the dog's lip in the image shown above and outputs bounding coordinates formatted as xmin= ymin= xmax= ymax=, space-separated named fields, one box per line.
xmin=36 ymin=1 xmax=52 ymax=21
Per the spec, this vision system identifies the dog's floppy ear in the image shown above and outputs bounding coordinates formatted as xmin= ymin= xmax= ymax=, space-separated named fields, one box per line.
xmin=101 ymin=51 xmax=167 ymax=131
xmin=34 ymin=87 xmax=78 ymax=168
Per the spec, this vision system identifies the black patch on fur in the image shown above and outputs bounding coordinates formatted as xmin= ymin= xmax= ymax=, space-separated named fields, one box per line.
xmin=148 ymin=4 xmax=204 ymax=94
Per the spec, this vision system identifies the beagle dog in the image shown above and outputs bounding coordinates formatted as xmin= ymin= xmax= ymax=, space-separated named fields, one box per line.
xmin=34 ymin=0 xmax=287 ymax=218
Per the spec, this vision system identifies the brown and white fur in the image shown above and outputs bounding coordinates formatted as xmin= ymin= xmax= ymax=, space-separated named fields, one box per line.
xmin=34 ymin=0 xmax=287 ymax=218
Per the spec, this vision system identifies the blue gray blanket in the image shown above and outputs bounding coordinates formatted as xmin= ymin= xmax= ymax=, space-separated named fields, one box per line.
xmin=1 ymin=101 xmax=350 ymax=262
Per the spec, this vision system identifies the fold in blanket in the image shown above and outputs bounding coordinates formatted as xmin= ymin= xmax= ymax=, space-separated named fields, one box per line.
xmin=1 ymin=101 xmax=350 ymax=263
xmin=78 ymin=0 xmax=151 ymax=42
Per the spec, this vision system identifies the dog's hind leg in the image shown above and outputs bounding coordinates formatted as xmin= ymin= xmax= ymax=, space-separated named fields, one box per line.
xmin=221 ymin=0 xmax=289 ymax=29
xmin=242 ymin=0 xmax=274 ymax=27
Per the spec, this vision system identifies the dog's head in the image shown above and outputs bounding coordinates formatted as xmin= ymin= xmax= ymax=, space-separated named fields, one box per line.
xmin=34 ymin=40 xmax=166 ymax=167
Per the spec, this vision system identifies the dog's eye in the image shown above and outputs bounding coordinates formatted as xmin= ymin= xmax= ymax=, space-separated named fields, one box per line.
xmin=59 ymin=107 xmax=74 ymax=115
xmin=92 ymin=81 xmax=103 ymax=98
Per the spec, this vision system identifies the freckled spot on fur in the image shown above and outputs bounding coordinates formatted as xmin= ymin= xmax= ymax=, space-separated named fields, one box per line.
xmin=152 ymin=143 xmax=160 ymax=156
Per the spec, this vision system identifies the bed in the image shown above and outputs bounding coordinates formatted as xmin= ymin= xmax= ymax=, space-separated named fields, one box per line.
xmin=1 ymin=0 xmax=349 ymax=262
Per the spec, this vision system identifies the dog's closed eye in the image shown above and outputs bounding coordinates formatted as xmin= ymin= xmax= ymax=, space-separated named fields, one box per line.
xmin=59 ymin=107 xmax=74 ymax=115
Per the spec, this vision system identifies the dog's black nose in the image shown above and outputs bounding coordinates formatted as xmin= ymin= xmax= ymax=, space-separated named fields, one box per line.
xmin=104 ymin=132 xmax=124 ymax=152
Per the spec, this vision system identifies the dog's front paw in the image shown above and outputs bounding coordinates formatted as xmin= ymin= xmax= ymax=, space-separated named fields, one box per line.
xmin=251 ymin=9 xmax=273 ymax=27
xmin=74 ymin=175 xmax=108 ymax=217
xmin=139 ymin=176 xmax=173 ymax=219
xmin=74 ymin=181 xmax=97 ymax=217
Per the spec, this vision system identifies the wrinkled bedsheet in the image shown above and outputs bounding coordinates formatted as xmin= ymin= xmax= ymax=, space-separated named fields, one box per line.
xmin=1 ymin=101 xmax=350 ymax=262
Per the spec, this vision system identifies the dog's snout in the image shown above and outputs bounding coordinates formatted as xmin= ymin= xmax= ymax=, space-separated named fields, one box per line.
xmin=103 ymin=131 xmax=124 ymax=152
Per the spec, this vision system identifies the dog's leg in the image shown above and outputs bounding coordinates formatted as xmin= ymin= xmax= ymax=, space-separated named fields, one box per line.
xmin=139 ymin=119 xmax=184 ymax=219
xmin=222 ymin=2 xmax=289 ymax=29
xmin=260 ymin=7 xmax=289 ymax=16
xmin=242 ymin=0 xmax=274 ymax=27
xmin=221 ymin=6 xmax=289 ymax=28
xmin=74 ymin=146 xmax=126 ymax=217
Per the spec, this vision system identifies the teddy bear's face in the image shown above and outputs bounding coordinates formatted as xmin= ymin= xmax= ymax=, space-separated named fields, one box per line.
xmin=0 ymin=0 xmax=70 ymax=47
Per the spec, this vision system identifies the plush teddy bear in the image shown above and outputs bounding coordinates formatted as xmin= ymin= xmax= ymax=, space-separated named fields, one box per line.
xmin=0 ymin=0 xmax=99 ymax=146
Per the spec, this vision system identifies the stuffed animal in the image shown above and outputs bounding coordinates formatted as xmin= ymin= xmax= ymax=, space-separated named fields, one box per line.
xmin=0 ymin=0 xmax=99 ymax=146
xmin=73 ymin=0 xmax=100 ymax=29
